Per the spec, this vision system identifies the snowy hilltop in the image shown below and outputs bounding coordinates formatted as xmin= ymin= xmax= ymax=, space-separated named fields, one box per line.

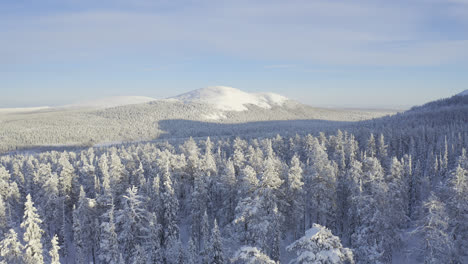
xmin=0 ymin=86 xmax=396 ymax=152
xmin=169 ymin=86 xmax=289 ymax=112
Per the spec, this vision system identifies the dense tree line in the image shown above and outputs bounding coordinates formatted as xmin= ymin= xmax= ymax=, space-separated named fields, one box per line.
xmin=0 ymin=95 xmax=467 ymax=263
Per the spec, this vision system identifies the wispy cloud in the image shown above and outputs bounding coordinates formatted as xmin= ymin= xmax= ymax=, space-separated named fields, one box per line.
xmin=1 ymin=0 xmax=468 ymax=67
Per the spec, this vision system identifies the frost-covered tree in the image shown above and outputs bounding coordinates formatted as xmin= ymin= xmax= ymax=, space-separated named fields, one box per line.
xmin=350 ymin=157 xmax=388 ymax=263
xmin=73 ymin=204 xmax=85 ymax=264
xmin=49 ymin=234 xmax=60 ymax=264
xmin=286 ymin=154 xmax=304 ymax=238
xmin=160 ymin=165 xmax=179 ymax=245
xmin=0 ymin=229 xmax=24 ymax=263
xmin=187 ymin=237 xmax=198 ymax=264
xmin=419 ymin=194 xmax=455 ymax=264
xmin=287 ymin=224 xmax=354 ymax=264
xmin=147 ymin=212 xmax=163 ymax=263
xmin=99 ymin=200 xmax=121 ymax=264
xmin=208 ymin=219 xmax=225 ymax=264
xmin=449 ymin=164 xmax=468 ymax=256
xmin=231 ymin=246 xmax=275 ymax=264
xmin=305 ymin=137 xmax=337 ymax=229
xmin=366 ymin=133 xmax=376 ymax=158
xmin=0 ymin=196 xmax=7 ymax=234
xmin=116 ymin=186 xmax=149 ymax=263
xmin=21 ymin=194 xmax=44 ymax=264
xmin=191 ymin=175 xmax=208 ymax=250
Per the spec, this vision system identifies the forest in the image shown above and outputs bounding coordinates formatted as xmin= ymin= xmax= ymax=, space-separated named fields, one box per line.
xmin=0 ymin=95 xmax=467 ymax=263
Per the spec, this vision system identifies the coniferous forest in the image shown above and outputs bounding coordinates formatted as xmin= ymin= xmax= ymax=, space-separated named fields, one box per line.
xmin=1 ymin=95 xmax=468 ymax=264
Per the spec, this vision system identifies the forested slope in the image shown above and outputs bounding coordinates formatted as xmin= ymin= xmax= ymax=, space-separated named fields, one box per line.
xmin=0 ymin=94 xmax=467 ymax=263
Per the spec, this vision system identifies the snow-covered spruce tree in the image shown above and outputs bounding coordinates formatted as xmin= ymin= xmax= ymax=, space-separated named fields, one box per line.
xmin=376 ymin=134 xmax=388 ymax=167
xmin=116 ymin=186 xmax=149 ymax=263
xmin=187 ymin=237 xmax=198 ymax=264
xmin=350 ymin=157 xmax=387 ymax=263
xmin=21 ymin=194 xmax=45 ymax=264
xmin=0 ymin=229 xmax=24 ymax=263
xmin=238 ymin=165 xmax=259 ymax=197
xmin=0 ymin=196 xmax=7 ymax=235
xmin=49 ymin=234 xmax=60 ymax=264
xmin=304 ymin=137 xmax=337 ymax=229
xmin=160 ymin=164 xmax=179 ymax=246
xmin=99 ymin=199 xmax=121 ymax=264
xmin=366 ymin=133 xmax=376 ymax=158
xmin=235 ymin=154 xmax=284 ymax=261
xmin=286 ymin=154 xmax=304 ymax=238
xmin=287 ymin=223 xmax=353 ymax=264
xmin=202 ymin=137 xmax=217 ymax=175
xmin=200 ymin=210 xmax=210 ymax=260
xmin=449 ymin=163 xmax=468 ymax=257
xmin=73 ymin=204 xmax=85 ymax=264
xmin=383 ymin=157 xmax=407 ymax=250
xmin=219 ymin=158 xmax=237 ymax=224
xmin=419 ymin=193 xmax=455 ymax=264
xmin=165 ymin=235 xmax=186 ymax=264
xmin=58 ymin=153 xmax=76 ymax=203
xmin=231 ymin=246 xmax=275 ymax=264
xmin=207 ymin=219 xmax=225 ymax=264
xmin=109 ymin=152 xmax=129 ymax=199
xmin=147 ymin=212 xmax=163 ymax=263
xmin=191 ymin=174 xmax=208 ymax=250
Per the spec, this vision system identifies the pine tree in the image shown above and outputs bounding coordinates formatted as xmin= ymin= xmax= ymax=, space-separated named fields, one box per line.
xmin=287 ymin=154 xmax=304 ymax=238
xmin=350 ymin=157 xmax=387 ymax=263
xmin=0 ymin=229 xmax=24 ymax=263
xmin=187 ymin=237 xmax=198 ymax=264
xmin=147 ymin=212 xmax=163 ymax=263
xmin=208 ymin=219 xmax=225 ymax=264
xmin=191 ymin=175 xmax=208 ymax=250
xmin=73 ymin=204 xmax=85 ymax=264
xmin=231 ymin=246 xmax=275 ymax=264
xmin=58 ymin=153 xmax=75 ymax=201
xmin=160 ymin=165 xmax=179 ymax=245
xmin=21 ymin=194 xmax=45 ymax=264
xmin=419 ymin=194 xmax=455 ymax=264
xmin=49 ymin=234 xmax=60 ymax=264
xmin=305 ymin=137 xmax=337 ymax=229
xmin=220 ymin=159 xmax=237 ymax=224
xmin=116 ymin=186 xmax=149 ymax=263
xmin=287 ymin=224 xmax=354 ymax=264
xmin=99 ymin=200 xmax=121 ymax=264
xmin=109 ymin=152 xmax=129 ymax=198
xmin=449 ymin=164 xmax=468 ymax=256
xmin=0 ymin=196 xmax=7 ymax=234
xmin=366 ymin=133 xmax=376 ymax=158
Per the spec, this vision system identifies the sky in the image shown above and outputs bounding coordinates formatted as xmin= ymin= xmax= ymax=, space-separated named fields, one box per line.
xmin=1 ymin=0 xmax=468 ymax=108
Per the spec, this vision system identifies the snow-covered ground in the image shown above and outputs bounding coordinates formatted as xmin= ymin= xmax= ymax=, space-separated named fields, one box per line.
xmin=61 ymin=96 xmax=157 ymax=109
xmin=170 ymin=86 xmax=288 ymax=111
xmin=0 ymin=106 xmax=50 ymax=114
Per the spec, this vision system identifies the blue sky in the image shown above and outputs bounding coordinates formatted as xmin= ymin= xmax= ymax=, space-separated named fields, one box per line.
xmin=1 ymin=0 xmax=468 ymax=108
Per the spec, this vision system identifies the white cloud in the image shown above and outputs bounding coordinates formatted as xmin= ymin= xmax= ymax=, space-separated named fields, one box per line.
xmin=1 ymin=0 xmax=467 ymax=66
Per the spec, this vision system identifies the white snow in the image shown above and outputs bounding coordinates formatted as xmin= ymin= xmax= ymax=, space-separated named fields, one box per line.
xmin=170 ymin=86 xmax=289 ymax=112
xmin=457 ymin=89 xmax=468 ymax=96
xmin=63 ymin=96 xmax=157 ymax=109
xmin=202 ymin=112 xmax=227 ymax=120
xmin=0 ymin=106 xmax=50 ymax=114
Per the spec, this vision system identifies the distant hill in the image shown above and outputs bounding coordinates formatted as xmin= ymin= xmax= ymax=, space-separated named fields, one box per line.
xmin=0 ymin=86 xmax=396 ymax=152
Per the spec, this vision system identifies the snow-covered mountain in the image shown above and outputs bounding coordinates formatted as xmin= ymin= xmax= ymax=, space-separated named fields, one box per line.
xmin=169 ymin=86 xmax=288 ymax=111
xmin=0 ymin=86 xmax=396 ymax=152
xmin=63 ymin=96 xmax=157 ymax=109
